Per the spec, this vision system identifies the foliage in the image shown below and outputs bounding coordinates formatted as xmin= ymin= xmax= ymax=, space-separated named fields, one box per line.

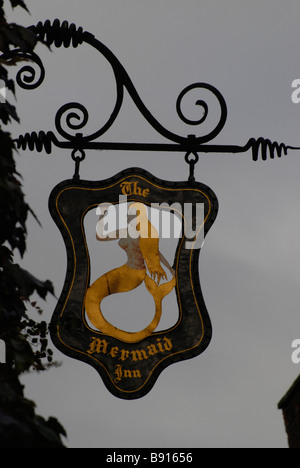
xmin=0 ymin=0 xmax=67 ymax=448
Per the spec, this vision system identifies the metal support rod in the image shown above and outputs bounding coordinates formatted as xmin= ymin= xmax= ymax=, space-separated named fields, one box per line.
xmin=3 ymin=18 xmax=299 ymax=166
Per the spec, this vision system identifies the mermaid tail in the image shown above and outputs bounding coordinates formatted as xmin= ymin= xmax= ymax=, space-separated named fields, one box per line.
xmin=145 ymin=275 xmax=176 ymax=303
xmin=144 ymin=275 xmax=176 ymax=332
xmin=85 ymin=265 xmax=148 ymax=343
xmin=85 ymin=265 xmax=176 ymax=344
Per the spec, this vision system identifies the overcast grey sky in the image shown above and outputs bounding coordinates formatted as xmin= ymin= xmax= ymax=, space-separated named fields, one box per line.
xmin=6 ymin=0 xmax=300 ymax=448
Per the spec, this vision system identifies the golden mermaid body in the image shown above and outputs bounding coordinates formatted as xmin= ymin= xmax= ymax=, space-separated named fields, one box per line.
xmin=85 ymin=203 xmax=176 ymax=343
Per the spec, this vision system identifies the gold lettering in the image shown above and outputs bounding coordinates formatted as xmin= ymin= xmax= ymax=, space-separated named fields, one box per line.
xmin=163 ymin=337 xmax=173 ymax=351
xmin=86 ymin=336 xmax=173 ymax=362
xmin=114 ymin=364 xmax=123 ymax=383
xmin=147 ymin=344 xmax=159 ymax=356
xmin=120 ymin=182 xmax=133 ymax=196
xmin=156 ymin=338 xmax=165 ymax=354
xmin=131 ymin=349 xmax=149 ymax=362
xmin=109 ymin=346 xmax=119 ymax=358
xmin=120 ymin=181 xmax=150 ymax=198
xmin=133 ymin=181 xmax=142 ymax=196
xmin=114 ymin=365 xmax=142 ymax=382
xmin=87 ymin=337 xmax=108 ymax=355
xmin=119 ymin=349 xmax=130 ymax=361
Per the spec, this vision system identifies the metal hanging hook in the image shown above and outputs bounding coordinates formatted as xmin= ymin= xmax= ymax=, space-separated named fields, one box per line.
xmin=72 ymin=148 xmax=86 ymax=181
xmin=185 ymin=151 xmax=199 ymax=183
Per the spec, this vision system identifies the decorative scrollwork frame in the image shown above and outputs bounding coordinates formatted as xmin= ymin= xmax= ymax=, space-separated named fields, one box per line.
xmin=2 ymin=18 xmax=298 ymax=175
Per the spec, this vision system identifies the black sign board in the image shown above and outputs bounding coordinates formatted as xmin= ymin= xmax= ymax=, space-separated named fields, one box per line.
xmin=49 ymin=168 xmax=218 ymax=399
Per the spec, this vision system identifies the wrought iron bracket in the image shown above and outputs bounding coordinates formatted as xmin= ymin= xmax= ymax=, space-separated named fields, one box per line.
xmin=2 ymin=18 xmax=300 ymax=174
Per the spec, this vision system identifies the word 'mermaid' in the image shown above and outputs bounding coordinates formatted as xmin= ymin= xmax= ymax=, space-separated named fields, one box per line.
xmin=87 ymin=336 xmax=173 ymax=362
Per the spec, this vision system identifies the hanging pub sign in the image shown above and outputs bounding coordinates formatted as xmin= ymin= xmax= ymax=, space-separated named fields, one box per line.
xmin=48 ymin=168 xmax=218 ymax=399
xmin=5 ymin=19 xmax=298 ymax=399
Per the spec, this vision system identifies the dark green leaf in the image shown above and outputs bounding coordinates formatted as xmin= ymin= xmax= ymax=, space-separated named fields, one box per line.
xmin=9 ymin=0 xmax=29 ymax=13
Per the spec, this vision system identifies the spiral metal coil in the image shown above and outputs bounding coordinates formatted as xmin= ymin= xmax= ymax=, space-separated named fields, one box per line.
xmin=15 ymin=131 xmax=58 ymax=155
xmin=30 ymin=19 xmax=87 ymax=48
xmin=8 ymin=18 xmax=299 ymax=168
xmin=245 ymin=138 xmax=289 ymax=161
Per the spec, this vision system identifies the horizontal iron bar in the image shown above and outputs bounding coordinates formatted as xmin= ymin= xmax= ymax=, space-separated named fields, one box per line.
xmin=58 ymin=141 xmax=250 ymax=153
xmin=15 ymin=132 xmax=296 ymax=160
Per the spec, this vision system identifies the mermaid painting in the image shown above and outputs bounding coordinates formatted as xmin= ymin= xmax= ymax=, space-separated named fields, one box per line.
xmin=85 ymin=202 xmax=176 ymax=343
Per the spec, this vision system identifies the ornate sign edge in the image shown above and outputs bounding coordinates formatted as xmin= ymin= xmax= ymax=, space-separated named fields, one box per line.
xmin=48 ymin=167 xmax=218 ymax=399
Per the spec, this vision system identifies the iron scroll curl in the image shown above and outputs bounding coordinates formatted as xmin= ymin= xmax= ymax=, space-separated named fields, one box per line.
xmin=2 ymin=19 xmax=299 ymax=162
xmin=1 ymin=49 xmax=46 ymax=91
xmin=10 ymin=20 xmax=228 ymax=150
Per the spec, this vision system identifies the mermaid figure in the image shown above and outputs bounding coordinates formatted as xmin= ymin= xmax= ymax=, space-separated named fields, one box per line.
xmin=85 ymin=202 xmax=176 ymax=343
